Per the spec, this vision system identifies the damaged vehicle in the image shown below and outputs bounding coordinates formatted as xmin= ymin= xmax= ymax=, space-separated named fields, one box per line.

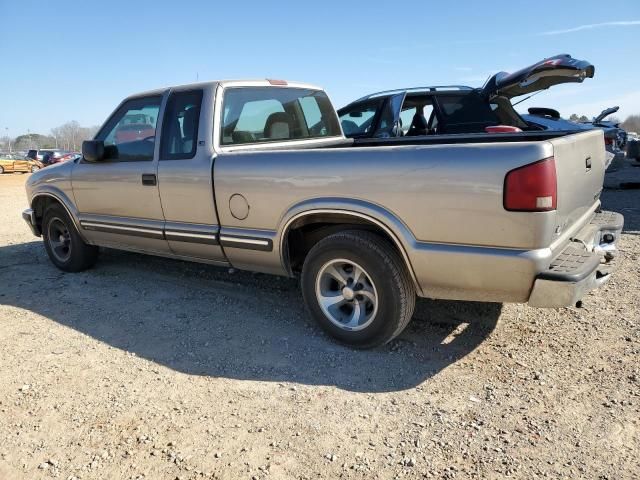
xmin=337 ymin=54 xmax=595 ymax=139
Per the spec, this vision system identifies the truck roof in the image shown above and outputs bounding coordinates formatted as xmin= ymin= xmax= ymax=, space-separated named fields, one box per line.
xmin=126 ymin=79 xmax=324 ymax=100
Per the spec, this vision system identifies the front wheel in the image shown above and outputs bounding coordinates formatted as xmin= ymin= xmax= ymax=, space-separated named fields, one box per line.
xmin=301 ymin=230 xmax=415 ymax=348
xmin=42 ymin=204 xmax=99 ymax=272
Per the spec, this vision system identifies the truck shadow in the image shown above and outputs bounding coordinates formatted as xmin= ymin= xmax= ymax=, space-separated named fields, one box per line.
xmin=0 ymin=242 xmax=501 ymax=393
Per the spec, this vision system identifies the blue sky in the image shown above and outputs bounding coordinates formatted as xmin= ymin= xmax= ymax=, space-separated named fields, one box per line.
xmin=1 ymin=0 xmax=640 ymax=136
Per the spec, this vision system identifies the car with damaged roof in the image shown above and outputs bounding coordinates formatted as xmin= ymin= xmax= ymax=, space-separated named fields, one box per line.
xmin=337 ymin=54 xmax=594 ymax=138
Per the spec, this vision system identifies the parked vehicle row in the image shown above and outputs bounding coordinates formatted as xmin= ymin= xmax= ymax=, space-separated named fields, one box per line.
xmin=25 ymin=149 xmax=81 ymax=167
xmin=23 ymin=70 xmax=623 ymax=347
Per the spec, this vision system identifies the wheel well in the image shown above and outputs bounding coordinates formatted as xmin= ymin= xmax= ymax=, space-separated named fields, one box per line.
xmin=31 ymin=195 xmax=63 ymax=231
xmin=284 ymin=213 xmax=411 ymax=277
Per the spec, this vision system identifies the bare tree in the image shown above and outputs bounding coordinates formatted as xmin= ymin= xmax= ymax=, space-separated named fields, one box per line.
xmin=621 ymin=115 xmax=640 ymax=133
xmin=50 ymin=121 xmax=98 ymax=151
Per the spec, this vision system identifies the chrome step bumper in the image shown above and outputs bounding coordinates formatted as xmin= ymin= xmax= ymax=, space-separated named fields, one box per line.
xmin=528 ymin=211 xmax=623 ymax=308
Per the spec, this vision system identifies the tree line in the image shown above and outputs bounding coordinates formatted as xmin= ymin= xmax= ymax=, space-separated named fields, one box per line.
xmin=3 ymin=113 xmax=640 ymax=153
xmin=567 ymin=113 xmax=640 ymax=133
xmin=1 ymin=121 xmax=100 ymax=152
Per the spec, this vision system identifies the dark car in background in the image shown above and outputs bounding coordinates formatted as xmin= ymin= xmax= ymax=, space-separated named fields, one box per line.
xmin=50 ymin=152 xmax=81 ymax=165
xmin=584 ymin=106 xmax=626 ymax=149
xmin=522 ymin=107 xmax=625 ymax=171
xmin=337 ymin=54 xmax=595 ymax=140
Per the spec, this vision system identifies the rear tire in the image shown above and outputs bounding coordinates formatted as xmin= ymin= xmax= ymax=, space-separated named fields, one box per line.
xmin=42 ymin=204 xmax=98 ymax=272
xmin=31 ymin=165 xmax=40 ymax=173
xmin=0 ymin=165 xmax=4 ymax=174
xmin=301 ymin=230 xmax=415 ymax=348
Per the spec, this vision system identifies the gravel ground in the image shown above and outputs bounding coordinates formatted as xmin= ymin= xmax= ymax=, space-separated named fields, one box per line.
xmin=0 ymin=165 xmax=638 ymax=480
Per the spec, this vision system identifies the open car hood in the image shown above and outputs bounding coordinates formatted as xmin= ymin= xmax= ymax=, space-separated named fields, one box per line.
xmin=593 ymin=106 xmax=619 ymax=124
xmin=482 ymin=54 xmax=594 ymax=99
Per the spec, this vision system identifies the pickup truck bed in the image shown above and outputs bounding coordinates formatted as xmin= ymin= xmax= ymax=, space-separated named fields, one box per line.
xmin=22 ymin=79 xmax=623 ymax=348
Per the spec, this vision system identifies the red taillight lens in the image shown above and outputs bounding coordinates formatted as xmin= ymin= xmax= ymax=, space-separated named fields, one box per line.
xmin=504 ymin=157 xmax=557 ymax=212
xmin=604 ymin=137 xmax=614 ymax=145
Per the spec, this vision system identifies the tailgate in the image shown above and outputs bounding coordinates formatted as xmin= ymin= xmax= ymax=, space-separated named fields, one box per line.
xmin=550 ymin=129 xmax=605 ymax=238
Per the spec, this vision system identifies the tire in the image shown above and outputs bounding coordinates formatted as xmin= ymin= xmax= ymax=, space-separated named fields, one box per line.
xmin=31 ymin=166 xmax=40 ymax=173
xmin=301 ymin=230 xmax=415 ymax=348
xmin=0 ymin=165 xmax=4 ymax=174
xmin=42 ymin=204 xmax=98 ymax=272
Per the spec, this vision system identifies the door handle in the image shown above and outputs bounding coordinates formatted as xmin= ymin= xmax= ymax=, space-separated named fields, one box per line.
xmin=141 ymin=174 xmax=157 ymax=186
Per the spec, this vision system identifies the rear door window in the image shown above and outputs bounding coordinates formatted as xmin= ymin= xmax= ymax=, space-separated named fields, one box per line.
xmin=435 ymin=93 xmax=498 ymax=134
xmin=399 ymin=101 xmax=434 ymax=136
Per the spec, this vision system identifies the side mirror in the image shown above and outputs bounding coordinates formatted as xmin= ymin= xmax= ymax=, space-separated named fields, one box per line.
xmin=82 ymin=140 xmax=105 ymax=162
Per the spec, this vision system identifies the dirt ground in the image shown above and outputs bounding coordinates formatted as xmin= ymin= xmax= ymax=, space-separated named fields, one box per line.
xmin=0 ymin=168 xmax=638 ymax=480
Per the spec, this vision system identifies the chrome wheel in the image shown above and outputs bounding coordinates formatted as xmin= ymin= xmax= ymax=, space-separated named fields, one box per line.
xmin=31 ymin=166 xmax=40 ymax=173
xmin=315 ymin=258 xmax=378 ymax=331
xmin=47 ymin=217 xmax=72 ymax=263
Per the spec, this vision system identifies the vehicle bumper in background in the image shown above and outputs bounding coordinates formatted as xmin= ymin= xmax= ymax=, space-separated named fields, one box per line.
xmin=22 ymin=208 xmax=41 ymax=236
xmin=528 ymin=210 xmax=624 ymax=307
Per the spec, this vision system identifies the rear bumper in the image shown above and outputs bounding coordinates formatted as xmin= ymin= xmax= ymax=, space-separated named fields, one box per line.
xmin=22 ymin=208 xmax=41 ymax=236
xmin=528 ymin=210 xmax=623 ymax=307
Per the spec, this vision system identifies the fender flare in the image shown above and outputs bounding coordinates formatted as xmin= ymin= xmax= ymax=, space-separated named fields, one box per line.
xmin=278 ymin=197 xmax=422 ymax=294
xmin=30 ymin=190 xmax=88 ymax=242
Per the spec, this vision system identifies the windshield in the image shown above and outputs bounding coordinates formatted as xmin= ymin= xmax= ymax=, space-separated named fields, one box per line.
xmin=338 ymin=101 xmax=380 ymax=137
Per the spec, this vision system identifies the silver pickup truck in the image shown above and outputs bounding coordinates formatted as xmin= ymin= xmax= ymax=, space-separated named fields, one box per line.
xmin=23 ymin=79 xmax=623 ymax=347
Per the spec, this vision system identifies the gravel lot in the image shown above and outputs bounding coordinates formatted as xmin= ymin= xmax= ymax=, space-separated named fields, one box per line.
xmin=0 ymin=166 xmax=638 ymax=480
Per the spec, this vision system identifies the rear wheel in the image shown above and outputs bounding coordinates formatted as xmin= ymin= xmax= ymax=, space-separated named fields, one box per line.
xmin=301 ymin=230 xmax=415 ymax=348
xmin=0 ymin=165 xmax=4 ymax=174
xmin=42 ymin=204 xmax=98 ymax=272
xmin=31 ymin=165 xmax=40 ymax=173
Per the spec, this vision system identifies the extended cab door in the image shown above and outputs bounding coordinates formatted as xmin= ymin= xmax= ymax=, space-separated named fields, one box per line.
xmin=156 ymin=87 xmax=227 ymax=263
xmin=71 ymin=95 xmax=170 ymax=254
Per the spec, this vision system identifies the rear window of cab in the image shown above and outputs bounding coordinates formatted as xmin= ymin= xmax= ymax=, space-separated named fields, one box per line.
xmin=221 ymin=87 xmax=341 ymax=145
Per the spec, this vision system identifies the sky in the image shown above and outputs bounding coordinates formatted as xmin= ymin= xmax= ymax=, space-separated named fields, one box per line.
xmin=1 ymin=0 xmax=640 ymax=137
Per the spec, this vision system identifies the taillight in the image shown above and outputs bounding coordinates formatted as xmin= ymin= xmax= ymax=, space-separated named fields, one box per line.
xmin=604 ymin=137 xmax=614 ymax=145
xmin=504 ymin=157 xmax=557 ymax=212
